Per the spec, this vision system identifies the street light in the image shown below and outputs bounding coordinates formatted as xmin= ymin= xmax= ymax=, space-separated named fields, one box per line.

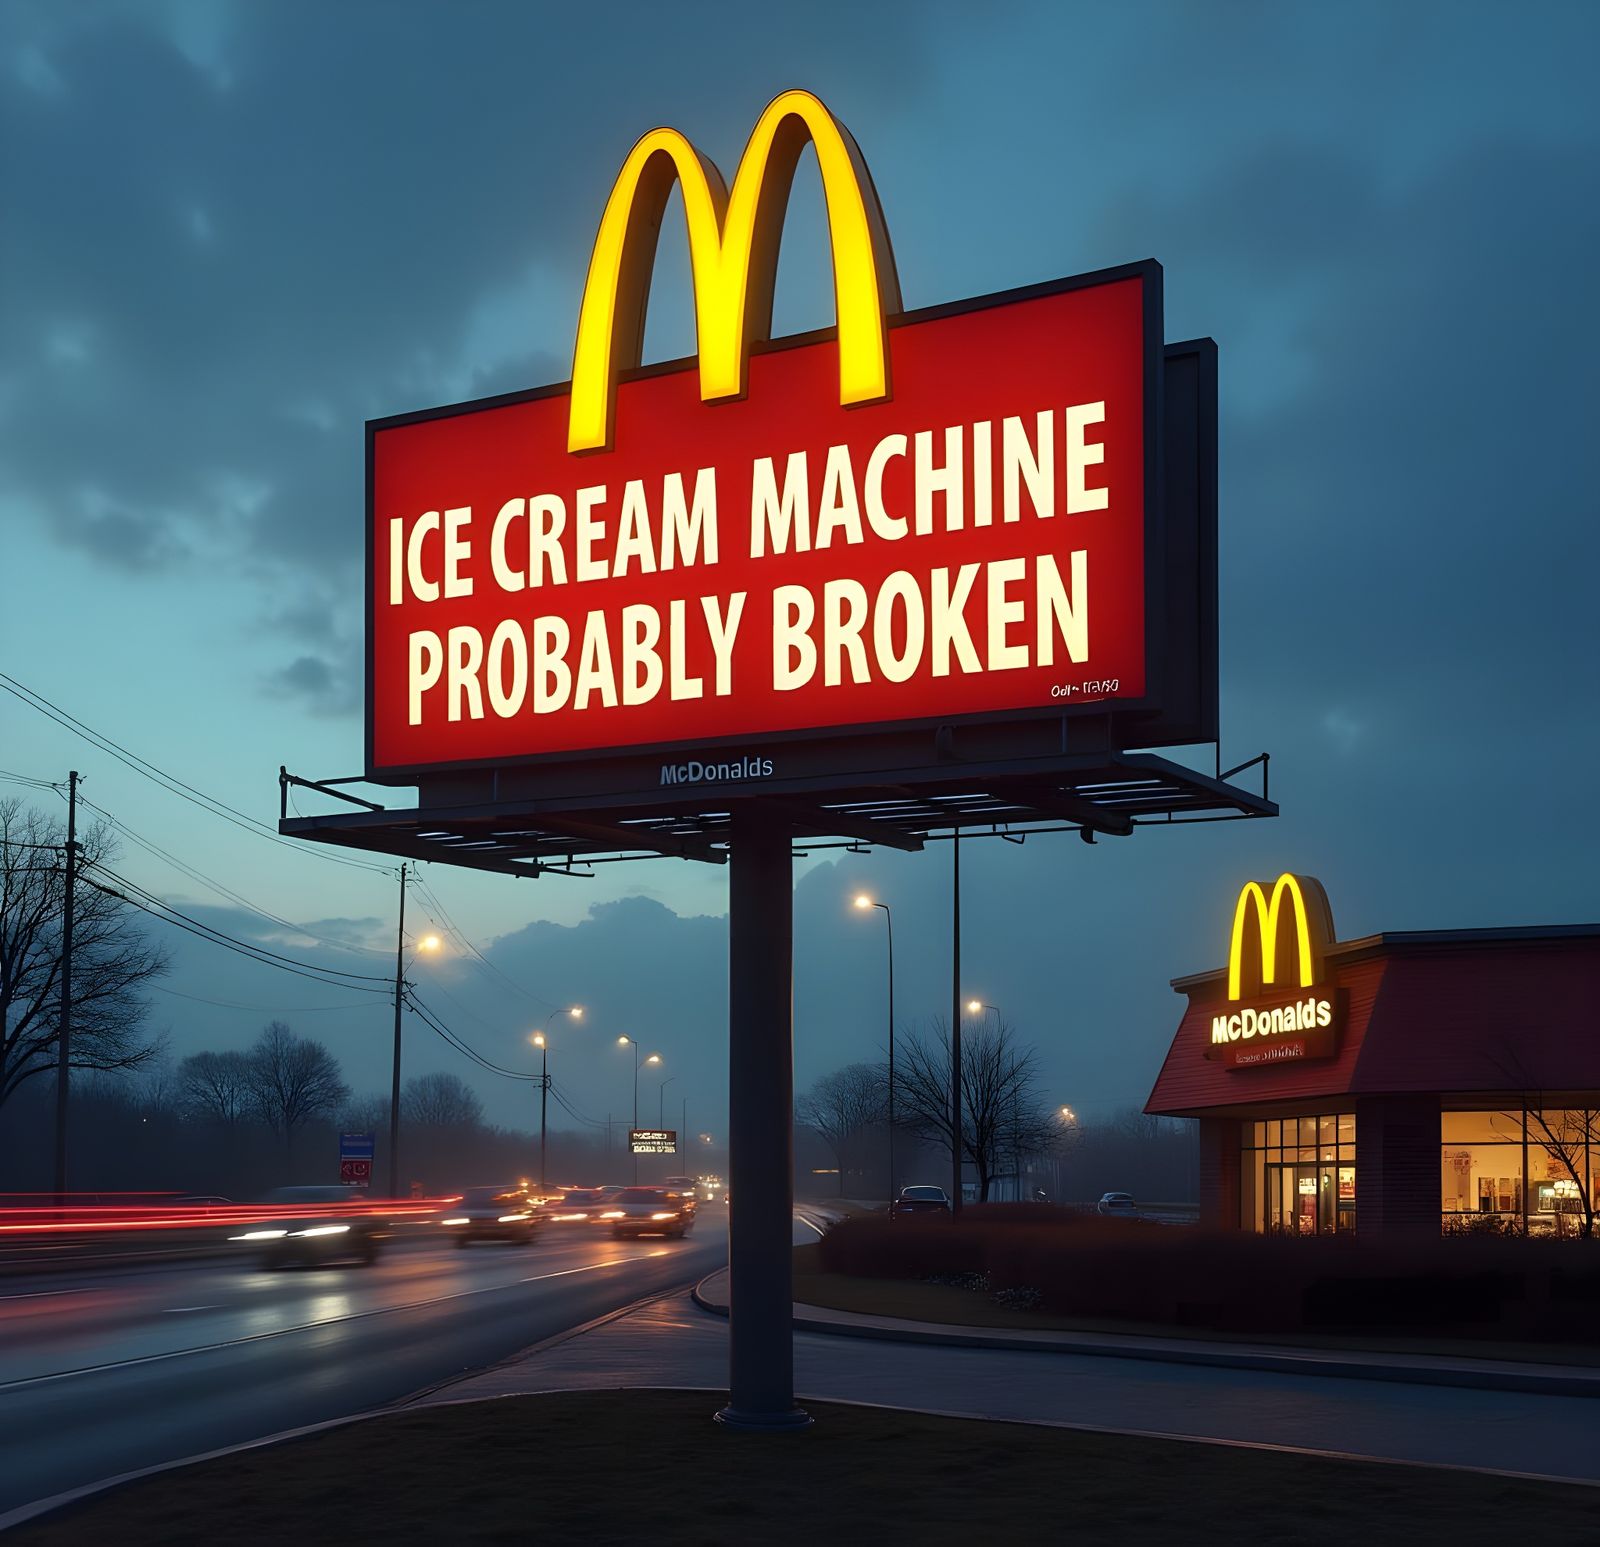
xmin=853 ymin=893 xmax=896 ymax=1204
xmin=531 ymin=1006 xmax=583 ymax=1193
xmin=617 ymin=1036 xmax=661 ymax=1181
xmin=658 ymin=1074 xmax=679 ymax=1127
xmin=967 ymin=999 xmax=1017 ymax=1196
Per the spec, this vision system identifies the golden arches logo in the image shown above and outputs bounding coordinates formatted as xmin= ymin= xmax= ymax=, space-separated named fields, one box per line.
xmin=568 ymin=88 xmax=901 ymax=454
xmin=1226 ymin=873 xmax=1335 ymax=1002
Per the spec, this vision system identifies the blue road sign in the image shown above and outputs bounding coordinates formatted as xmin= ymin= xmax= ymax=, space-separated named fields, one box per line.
xmin=340 ymin=1131 xmax=376 ymax=1161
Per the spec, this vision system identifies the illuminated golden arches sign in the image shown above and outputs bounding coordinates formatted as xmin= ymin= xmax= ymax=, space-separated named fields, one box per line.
xmin=568 ymin=88 xmax=901 ymax=454
xmin=1226 ymin=873 xmax=1335 ymax=1001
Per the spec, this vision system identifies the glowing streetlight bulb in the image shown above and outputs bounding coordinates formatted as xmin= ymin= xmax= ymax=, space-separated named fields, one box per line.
xmin=967 ymin=999 xmax=982 ymax=1015
xmin=532 ymin=1033 xmax=545 ymax=1048
xmin=418 ymin=934 xmax=442 ymax=952
xmin=618 ymin=1035 xmax=631 ymax=1046
xmin=647 ymin=1053 xmax=661 ymax=1065
xmin=854 ymin=894 xmax=872 ymax=909
xmin=569 ymin=1006 xmax=584 ymax=1019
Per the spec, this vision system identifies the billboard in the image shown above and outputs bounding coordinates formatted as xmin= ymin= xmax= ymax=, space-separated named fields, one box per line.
xmin=362 ymin=91 xmax=1202 ymax=787
xmin=630 ymin=1128 xmax=677 ymax=1155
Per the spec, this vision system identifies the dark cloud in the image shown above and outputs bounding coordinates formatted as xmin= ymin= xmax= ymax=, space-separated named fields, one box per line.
xmin=263 ymin=653 xmax=360 ymax=718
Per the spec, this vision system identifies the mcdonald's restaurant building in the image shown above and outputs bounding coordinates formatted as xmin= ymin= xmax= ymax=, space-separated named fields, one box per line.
xmin=1145 ymin=876 xmax=1600 ymax=1238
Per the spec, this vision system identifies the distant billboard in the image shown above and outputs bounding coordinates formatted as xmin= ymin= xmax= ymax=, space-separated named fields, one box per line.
xmin=630 ymin=1128 xmax=677 ymax=1155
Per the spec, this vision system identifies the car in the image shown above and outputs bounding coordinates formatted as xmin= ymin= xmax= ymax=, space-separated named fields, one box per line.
xmin=1096 ymin=1191 xmax=1138 ymax=1217
xmin=606 ymin=1187 xmax=697 ymax=1239
xmin=442 ymin=1185 xmax=543 ymax=1246
xmin=231 ymin=1185 xmax=386 ymax=1268
xmin=541 ymin=1187 xmax=621 ymax=1224
xmin=889 ymin=1185 xmax=952 ymax=1220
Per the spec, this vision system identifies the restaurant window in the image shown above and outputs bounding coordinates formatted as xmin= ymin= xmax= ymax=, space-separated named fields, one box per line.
xmin=1440 ymin=1108 xmax=1596 ymax=1236
xmin=1241 ymin=1113 xmax=1356 ymax=1235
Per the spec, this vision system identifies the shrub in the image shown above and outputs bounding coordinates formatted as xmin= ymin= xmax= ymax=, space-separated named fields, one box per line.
xmin=812 ymin=1216 xmax=1600 ymax=1343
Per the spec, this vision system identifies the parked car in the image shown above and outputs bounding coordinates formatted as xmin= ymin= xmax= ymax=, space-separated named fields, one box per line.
xmin=889 ymin=1185 xmax=952 ymax=1220
xmin=606 ymin=1187 xmax=697 ymax=1239
xmin=231 ymin=1185 xmax=385 ymax=1268
xmin=442 ymin=1184 xmax=543 ymax=1246
xmin=1096 ymin=1191 xmax=1138 ymax=1217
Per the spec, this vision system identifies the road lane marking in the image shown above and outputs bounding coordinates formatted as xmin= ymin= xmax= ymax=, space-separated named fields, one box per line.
xmin=0 ymin=1288 xmax=93 ymax=1302
xmin=161 ymin=1306 xmax=219 ymax=1314
xmin=0 ymin=1251 xmax=680 ymax=1392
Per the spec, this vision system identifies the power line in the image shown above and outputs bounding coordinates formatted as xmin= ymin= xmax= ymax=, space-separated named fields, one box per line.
xmin=90 ymin=864 xmax=391 ymax=983
xmin=0 ymin=674 xmax=393 ymax=876
xmin=404 ymin=990 xmax=540 ymax=1081
xmin=80 ymin=868 xmax=394 ymax=995
xmin=75 ymin=792 xmax=389 ymax=961
xmin=411 ymin=870 xmax=559 ymax=1013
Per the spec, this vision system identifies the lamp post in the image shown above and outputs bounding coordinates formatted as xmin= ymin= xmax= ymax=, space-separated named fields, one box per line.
xmin=618 ymin=1036 xmax=660 ymax=1181
xmin=968 ymin=999 xmax=1016 ymax=1199
xmin=658 ymin=1074 xmax=678 ymax=1127
xmin=853 ymin=894 xmax=895 ymax=1205
xmin=387 ymin=860 xmax=441 ymax=1198
xmin=1057 ymin=1105 xmax=1077 ymax=1204
xmin=531 ymin=1007 xmax=582 ymax=1194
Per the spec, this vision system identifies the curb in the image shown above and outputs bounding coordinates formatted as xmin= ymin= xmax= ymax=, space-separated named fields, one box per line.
xmin=690 ymin=1270 xmax=1600 ymax=1400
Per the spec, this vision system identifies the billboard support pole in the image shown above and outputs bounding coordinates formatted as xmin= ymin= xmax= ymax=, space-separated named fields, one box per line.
xmin=716 ymin=804 xmax=810 ymax=1431
xmin=950 ymin=828 xmax=962 ymax=1213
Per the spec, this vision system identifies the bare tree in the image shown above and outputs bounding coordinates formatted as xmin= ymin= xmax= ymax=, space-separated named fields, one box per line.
xmin=179 ymin=1049 xmax=255 ymax=1126
xmin=0 ymin=799 xmax=168 ymax=1117
xmin=340 ymin=1093 xmax=391 ymax=1134
xmin=797 ymin=1063 xmax=885 ymax=1195
xmin=403 ymin=1071 xmax=485 ymax=1128
xmin=244 ymin=1022 xmax=349 ymax=1161
xmin=894 ymin=1018 xmax=1057 ymax=1202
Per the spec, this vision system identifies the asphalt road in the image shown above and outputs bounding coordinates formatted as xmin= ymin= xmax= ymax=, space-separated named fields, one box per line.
xmin=0 ymin=1210 xmax=729 ymax=1514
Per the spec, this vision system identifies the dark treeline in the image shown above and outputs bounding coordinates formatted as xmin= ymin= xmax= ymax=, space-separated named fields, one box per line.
xmin=0 ymin=1021 xmax=722 ymax=1199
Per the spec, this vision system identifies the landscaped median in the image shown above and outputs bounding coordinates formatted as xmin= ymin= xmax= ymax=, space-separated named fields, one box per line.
xmin=9 ymin=1390 xmax=1600 ymax=1545
xmin=783 ymin=1206 xmax=1600 ymax=1369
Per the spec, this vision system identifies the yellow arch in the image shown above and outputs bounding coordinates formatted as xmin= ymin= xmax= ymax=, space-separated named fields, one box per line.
xmin=1226 ymin=873 xmax=1334 ymax=1001
xmin=568 ymin=88 xmax=901 ymax=454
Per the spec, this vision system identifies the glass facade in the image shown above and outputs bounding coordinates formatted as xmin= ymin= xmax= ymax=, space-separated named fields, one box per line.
xmin=1441 ymin=1108 xmax=1597 ymax=1236
xmin=1241 ymin=1113 xmax=1356 ymax=1235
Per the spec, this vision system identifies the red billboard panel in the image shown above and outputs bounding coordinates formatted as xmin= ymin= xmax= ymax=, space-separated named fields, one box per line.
xmin=368 ymin=266 xmax=1158 ymax=776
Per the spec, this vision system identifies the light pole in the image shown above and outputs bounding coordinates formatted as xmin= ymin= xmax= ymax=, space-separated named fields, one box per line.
xmin=658 ymin=1075 xmax=678 ymax=1127
xmin=1057 ymin=1105 xmax=1077 ymax=1204
xmin=617 ymin=1036 xmax=660 ymax=1181
xmin=853 ymin=894 xmax=895 ymax=1205
xmin=388 ymin=860 xmax=441 ymax=1198
xmin=968 ymin=999 xmax=1014 ymax=1199
xmin=531 ymin=1006 xmax=582 ymax=1194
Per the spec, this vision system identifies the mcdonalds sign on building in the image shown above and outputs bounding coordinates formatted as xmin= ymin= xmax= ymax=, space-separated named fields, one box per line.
xmin=365 ymin=90 xmax=1191 ymax=785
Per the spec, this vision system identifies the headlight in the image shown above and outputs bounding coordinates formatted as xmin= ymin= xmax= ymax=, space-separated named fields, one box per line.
xmin=442 ymin=1217 xmax=470 ymax=1226
xmin=230 ymin=1229 xmax=288 ymax=1241
xmin=498 ymin=1213 xmax=531 ymax=1223
xmin=599 ymin=1210 xmax=625 ymax=1219
xmin=651 ymin=1212 xmax=678 ymax=1221
xmin=291 ymin=1224 xmax=350 ymax=1238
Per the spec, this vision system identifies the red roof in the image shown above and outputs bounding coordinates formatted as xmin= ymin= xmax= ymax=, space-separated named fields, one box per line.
xmin=1146 ymin=927 xmax=1600 ymax=1116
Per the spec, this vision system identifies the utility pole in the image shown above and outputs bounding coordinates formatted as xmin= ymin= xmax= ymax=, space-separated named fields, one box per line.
xmin=54 ymin=771 xmax=79 ymax=1202
xmin=950 ymin=828 xmax=962 ymax=1214
xmin=538 ymin=1036 xmax=549 ymax=1193
xmin=388 ymin=863 xmax=407 ymax=1198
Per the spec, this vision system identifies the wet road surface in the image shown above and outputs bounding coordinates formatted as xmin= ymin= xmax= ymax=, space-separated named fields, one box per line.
xmin=0 ymin=1211 xmax=728 ymax=1512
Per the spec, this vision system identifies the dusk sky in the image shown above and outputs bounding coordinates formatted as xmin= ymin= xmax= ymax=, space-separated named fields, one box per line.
xmin=3 ymin=1 xmax=1596 ymax=1139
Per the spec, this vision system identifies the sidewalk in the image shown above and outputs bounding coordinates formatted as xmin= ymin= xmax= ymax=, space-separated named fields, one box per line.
xmin=693 ymin=1266 xmax=1600 ymax=1399
xmin=410 ymin=1282 xmax=1600 ymax=1484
